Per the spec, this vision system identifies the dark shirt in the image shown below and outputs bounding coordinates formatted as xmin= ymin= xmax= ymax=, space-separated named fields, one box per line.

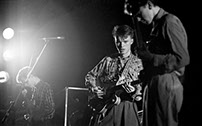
xmin=147 ymin=8 xmax=190 ymax=76
xmin=31 ymin=81 xmax=55 ymax=121
xmin=12 ymin=81 xmax=55 ymax=126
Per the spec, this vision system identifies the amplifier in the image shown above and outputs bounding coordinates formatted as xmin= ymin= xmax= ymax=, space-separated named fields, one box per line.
xmin=54 ymin=87 xmax=92 ymax=126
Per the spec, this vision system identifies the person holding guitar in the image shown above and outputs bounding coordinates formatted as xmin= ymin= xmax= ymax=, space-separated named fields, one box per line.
xmin=124 ymin=0 xmax=190 ymax=126
xmin=85 ymin=25 xmax=144 ymax=126
xmin=11 ymin=66 xmax=55 ymax=126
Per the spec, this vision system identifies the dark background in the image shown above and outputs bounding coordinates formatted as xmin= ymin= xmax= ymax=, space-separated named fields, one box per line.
xmin=0 ymin=0 xmax=199 ymax=126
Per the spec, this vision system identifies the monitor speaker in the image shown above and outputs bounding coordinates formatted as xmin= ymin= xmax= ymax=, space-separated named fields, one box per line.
xmin=54 ymin=87 xmax=92 ymax=126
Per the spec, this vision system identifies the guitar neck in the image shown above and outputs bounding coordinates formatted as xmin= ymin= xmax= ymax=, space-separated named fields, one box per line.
xmin=107 ymin=79 xmax=141 ymax=94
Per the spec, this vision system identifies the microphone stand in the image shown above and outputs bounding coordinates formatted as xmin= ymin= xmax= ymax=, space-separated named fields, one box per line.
xmin=1 ymin=87 xmax=22 ymax=124
xmin=26 ymin=39 xmax=49 ymax=79
xmin=1 ymin=39 xmax=49 ymax=125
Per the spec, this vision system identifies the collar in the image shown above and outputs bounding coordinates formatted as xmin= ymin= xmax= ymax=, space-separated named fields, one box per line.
xmin=118 ymin=53 xmax=132 ymax=60
xmin=152 ymin=8 xmax=168 ymax=26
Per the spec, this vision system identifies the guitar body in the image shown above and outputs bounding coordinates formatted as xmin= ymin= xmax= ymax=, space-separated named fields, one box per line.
xmin=88 ymin=80 xmax=142 ymax=114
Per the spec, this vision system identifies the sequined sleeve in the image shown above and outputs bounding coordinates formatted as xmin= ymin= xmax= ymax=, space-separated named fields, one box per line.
xmin=85 ymin=56 xmax=108 ymax=90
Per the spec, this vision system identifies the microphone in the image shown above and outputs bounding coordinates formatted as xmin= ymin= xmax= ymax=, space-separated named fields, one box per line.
xmin=41 ymin=36 xmax=65 ymax=41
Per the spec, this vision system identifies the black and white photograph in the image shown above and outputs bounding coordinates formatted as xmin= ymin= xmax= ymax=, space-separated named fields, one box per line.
xmin=0 ymin=0 xmax=197 ymax=126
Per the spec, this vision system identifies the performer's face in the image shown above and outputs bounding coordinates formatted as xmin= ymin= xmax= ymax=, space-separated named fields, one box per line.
xmin=25 ymin=75 xmax=38 ymax=87
xmin=136 ymin=4 xmax=153 ymax=25
xmin=114 ymin=35 xmax=133 ymax=55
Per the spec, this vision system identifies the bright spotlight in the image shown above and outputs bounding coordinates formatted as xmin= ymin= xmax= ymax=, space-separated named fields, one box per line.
xmin=3 ymin=28 xmax=15 ymax=40
xmin=0 ymin=71 xmax=9 ymax=83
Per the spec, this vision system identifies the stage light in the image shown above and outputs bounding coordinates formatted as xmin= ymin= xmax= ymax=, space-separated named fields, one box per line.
xmin=0 ymin=71 xmax=9 ymax=83
xmin=3 ymin=28 xmax=15 ymax=40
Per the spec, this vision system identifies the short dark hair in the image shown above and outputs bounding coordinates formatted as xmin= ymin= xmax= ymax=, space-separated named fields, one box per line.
xmin=125 ymin=0 xmax=161 ymax=15
xmin=126 ymin=0 xmax=160 ymax=6
xmin=112 ymin=25 xmax=134 ymax=38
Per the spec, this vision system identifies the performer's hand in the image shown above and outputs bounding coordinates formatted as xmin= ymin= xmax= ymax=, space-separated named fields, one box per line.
xmin=113 ymin=95 xmax=121 ymax=105
xmin=96 ymin=90 xmax=104 ymax=99
xmin=122 ymin=83 xmax=135 ymax=93
xmin=92 ymin=86 xmax=104 ymax=99
xmin=22 ymin=89 xmax=28 ymax=97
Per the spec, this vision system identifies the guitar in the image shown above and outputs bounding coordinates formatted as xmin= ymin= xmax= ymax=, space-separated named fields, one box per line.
xmin=88 ymin=79 xmax=142 ymax=114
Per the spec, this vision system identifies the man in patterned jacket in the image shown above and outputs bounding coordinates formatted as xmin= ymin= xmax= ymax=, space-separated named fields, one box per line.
xmin=85 ymin=25 xmax=143 ymax=126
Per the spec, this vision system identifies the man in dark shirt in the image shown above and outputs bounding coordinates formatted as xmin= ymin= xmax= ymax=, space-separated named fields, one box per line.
xmin=124 ymin=0 xmax=190 ymax=126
